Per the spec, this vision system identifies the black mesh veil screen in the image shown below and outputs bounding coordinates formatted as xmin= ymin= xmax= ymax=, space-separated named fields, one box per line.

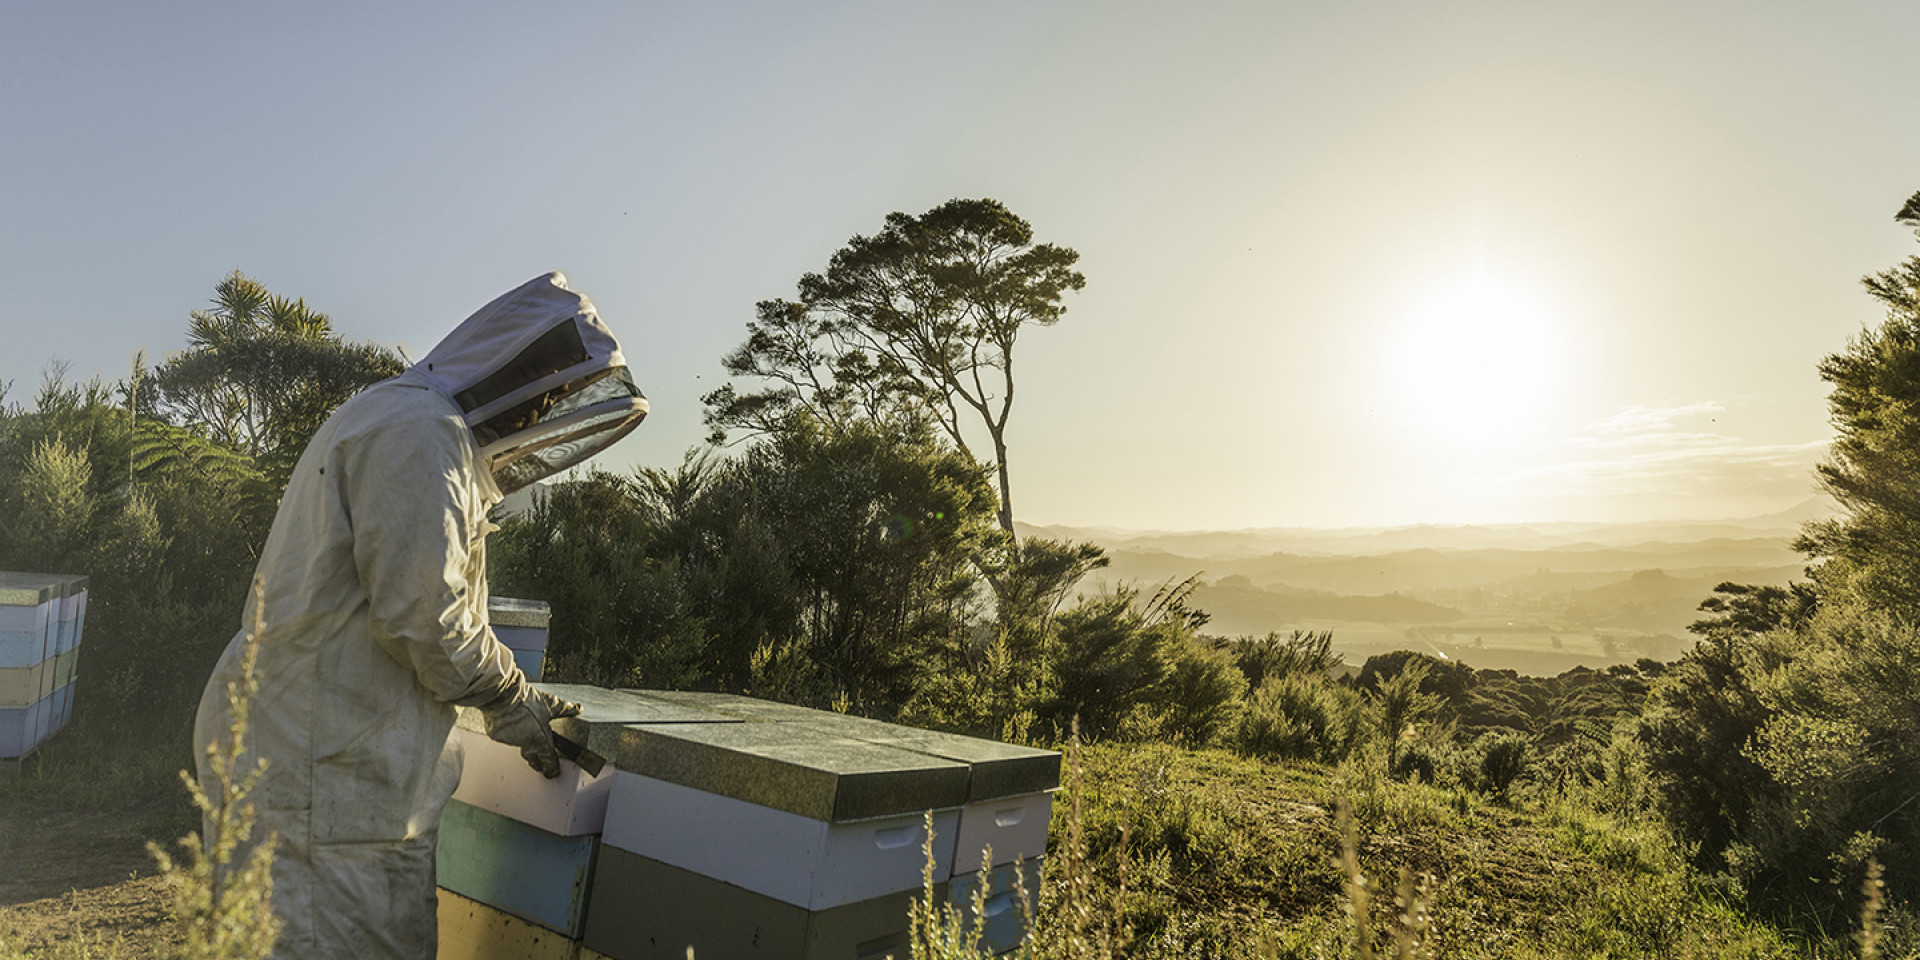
xmin=453 ymin=319 xmax=590 ymax=415
xmin=483 ymin=368 xmax=647 ymax=493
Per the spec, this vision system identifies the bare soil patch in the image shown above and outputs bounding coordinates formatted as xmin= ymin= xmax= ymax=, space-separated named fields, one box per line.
xmin=0 ymin=772 xmax=188 ymax=958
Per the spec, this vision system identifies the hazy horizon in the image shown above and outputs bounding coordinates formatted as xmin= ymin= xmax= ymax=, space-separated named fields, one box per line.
xmin=1019 ymin=494 xmax=1833 ymax=539
xmin=6 ymin=2 xmax=1913 ymax=530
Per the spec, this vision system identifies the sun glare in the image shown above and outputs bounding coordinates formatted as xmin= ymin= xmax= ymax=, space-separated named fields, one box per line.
xmin=1386 ymin=273 xmax=1564 ymax=447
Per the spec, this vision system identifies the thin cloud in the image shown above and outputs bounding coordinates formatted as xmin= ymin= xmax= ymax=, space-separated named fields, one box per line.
xmin=1501 ymin=401 xmax=1828 ymax=500
xmin=1506 ymin=440 xmax=1827 ymax=498
xmin=1557 ymin=402 xmax=1731 ymax=452
xmin=1584 ymin=401 xmax=1725 ymax=437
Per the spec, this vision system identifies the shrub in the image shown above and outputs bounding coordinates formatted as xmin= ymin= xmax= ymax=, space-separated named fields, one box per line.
xmin=1039 ymin=592 xmax=1174 ymax=740
xmin=1475 ymin=731 xmax=1532 ymax=800
xmin=1156 ymin=637 xmax=1247 ymax=747
xmin=1222 ymin=630 xmax=1340 ymax=688
xmin=1238 ymin=673 xmax=1365 ymax=764
xmin=1390 ymin=740 xmax=1441 ymax=785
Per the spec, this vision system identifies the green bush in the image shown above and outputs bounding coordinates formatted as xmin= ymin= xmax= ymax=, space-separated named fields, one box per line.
xmin=1156 ymin=636 xmax=1247 ymax=747
xmin=1390 ymin=739 xmax=1441 ymax=785
xmin=1221 ymin=629 xmax=1340 ymax=688
xmin=1037 ymin=592 xmax=1174 ymax=739
xmin=1238 ymin=673 xmax=1365 ymax=764
xmin=1475 ymin=731 xmax=1532 ymax=800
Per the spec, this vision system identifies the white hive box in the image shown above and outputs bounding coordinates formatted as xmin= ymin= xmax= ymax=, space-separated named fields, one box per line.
xmin=788 ymin=714 xmax=1058 ymax=873
xmin=585 ymin=708 xmax=972 ymax=960
xmin=584 ymin=692 xmax=1060 ymax=960
xmin=641 ymin=693 xmax=1061 ymax=872
xmin=600 ymin=768 xmax=961 ymax=910
xmin=448 ymin=684 xmax=736 ymax=837
xmin=596 ymin=715 xmax=971 ymax=909
xmin=0 ymin=572 xmax=87 ymax=759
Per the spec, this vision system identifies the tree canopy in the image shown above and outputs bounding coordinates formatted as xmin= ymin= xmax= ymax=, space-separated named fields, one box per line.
xmin=703 ymin=198 xmax=1085 ymax=533
xmin=0 ymin=273 xmax=401 ymax=748
xmin=151 ymin=270 xmax=403 ymax=487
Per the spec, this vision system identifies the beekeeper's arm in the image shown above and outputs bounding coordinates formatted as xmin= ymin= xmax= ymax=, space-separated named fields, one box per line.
xmin=345 ymin=396 xmax=579 ymax=777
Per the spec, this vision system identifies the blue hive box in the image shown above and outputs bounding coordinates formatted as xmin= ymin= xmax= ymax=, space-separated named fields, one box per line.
xmin=488 ymin=597 xmax=550 ymax=681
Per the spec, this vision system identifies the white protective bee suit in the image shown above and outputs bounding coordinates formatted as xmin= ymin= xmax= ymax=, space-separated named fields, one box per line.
xmin=193 ymin=272 xmax=648 ymax=960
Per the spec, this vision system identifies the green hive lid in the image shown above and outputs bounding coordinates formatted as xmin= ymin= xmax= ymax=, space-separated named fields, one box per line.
xmin=784 ymin=717 xmax=1060 ymax=801
xmin=542 ymin=684 xmax=742 ymax=755
xmin=636 ymin=689 xmax=833 ymax=722
xmin=635 ymin=691 xmax=1059 ymax=800
xmin=486 ymin=597 xmax=551 ymax=629
xmin=456 ymin=685 xmax=740 ymax=757
xmin=612 ymin=720 xmax=970 ymax=822
xmin=0 ymin=572 xmax=87 ymax=606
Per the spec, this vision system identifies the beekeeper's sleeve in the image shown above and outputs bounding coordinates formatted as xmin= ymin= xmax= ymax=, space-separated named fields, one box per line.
xmin=342 ymin=398 xmax=525 ymax=710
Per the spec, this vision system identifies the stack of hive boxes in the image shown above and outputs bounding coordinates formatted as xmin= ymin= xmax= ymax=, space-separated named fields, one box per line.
xmin=435 ymin=685 xmax=1057 ymax=960
xmin=595 ymin=691 xmax=1059 ymax=960
xmin=0 ymin=572 xmax=88 ymax=761
xmin=437 ymin=684 xmax=728 ymax=960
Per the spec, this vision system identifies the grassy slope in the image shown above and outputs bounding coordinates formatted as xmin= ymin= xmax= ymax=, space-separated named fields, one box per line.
xmin=1056 ymin=742 xmax=1818 ymax=959
xmin=0 ymin=738 xmax=1839 ymax=960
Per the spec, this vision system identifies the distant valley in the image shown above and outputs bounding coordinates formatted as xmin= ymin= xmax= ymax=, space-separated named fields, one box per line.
xmin=1018 ymin=498 xmax=1830 ymax=676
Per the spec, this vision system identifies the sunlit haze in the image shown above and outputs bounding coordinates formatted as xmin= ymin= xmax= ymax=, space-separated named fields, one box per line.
xmin=4 ymin=2 xmax=1914 ymax=531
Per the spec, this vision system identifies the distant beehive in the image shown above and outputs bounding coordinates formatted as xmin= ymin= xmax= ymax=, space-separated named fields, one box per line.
xmin=435 ymin=685 xmax=1059 ymax=960
xmin=0 ymin=572 xmax=89 ymax=760
xmin=488 ymin=597 xmax=551 ymax=681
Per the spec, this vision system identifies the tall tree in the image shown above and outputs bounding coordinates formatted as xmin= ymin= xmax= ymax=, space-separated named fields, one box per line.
xmin=704 ymin=198 xmax=1086 ymax=533
xmin=1797 ymin=192 xmax=1920 ymax=609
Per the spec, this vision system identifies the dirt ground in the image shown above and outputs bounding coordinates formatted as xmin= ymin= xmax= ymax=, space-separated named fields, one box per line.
xmin=0 ymin=769 xmax=187 ymax=959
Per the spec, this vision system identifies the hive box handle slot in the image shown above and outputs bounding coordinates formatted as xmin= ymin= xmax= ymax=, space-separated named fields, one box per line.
xmin=871 ymin=824 xmax=921 ymax=850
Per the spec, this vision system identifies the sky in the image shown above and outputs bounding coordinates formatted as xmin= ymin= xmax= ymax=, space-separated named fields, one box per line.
xmin=3 ymin=1 xmax=1917 ymax=530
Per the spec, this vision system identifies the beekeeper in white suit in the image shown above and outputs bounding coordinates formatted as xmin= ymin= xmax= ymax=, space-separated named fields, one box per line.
xmin=193 ymin=272 xmax=648 ymax=960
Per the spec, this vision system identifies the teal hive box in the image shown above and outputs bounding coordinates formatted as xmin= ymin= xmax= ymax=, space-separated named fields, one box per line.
xmin=437 ymin=799 xmax=598 ymax=938
xmin=583 ymin=845 xmax=941 ymax=960
xmin=489 ymin=596 xmax=550 ymax=681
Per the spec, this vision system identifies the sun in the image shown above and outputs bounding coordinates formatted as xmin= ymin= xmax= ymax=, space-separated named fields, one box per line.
xmin=1386 ymin=274 xmax=1564 ymax=447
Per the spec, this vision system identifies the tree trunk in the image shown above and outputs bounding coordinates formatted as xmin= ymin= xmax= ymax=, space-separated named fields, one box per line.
xmin=992 ymin=430 xmax=1015 ymax=536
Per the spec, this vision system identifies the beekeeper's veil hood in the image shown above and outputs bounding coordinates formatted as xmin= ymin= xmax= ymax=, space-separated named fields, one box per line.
xmin=412 ymin=272 xmax=647 ymax=493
